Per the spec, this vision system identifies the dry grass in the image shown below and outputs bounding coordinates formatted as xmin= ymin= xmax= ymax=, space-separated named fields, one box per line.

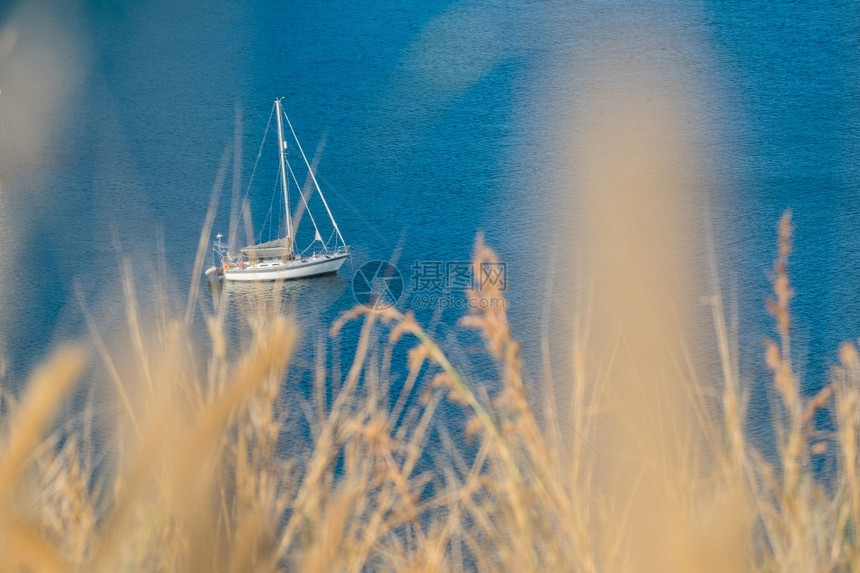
xmin=0 ymin=62 xmax=850 ymax=567
xmin=1 ymin=4 xmax=852 ymax=570
xmin=0 ymin=213 xmax=856 ymax=572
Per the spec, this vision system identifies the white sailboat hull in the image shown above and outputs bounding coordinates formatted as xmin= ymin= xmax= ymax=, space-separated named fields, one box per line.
xmin=218 ymin=252 xmax=348 ymax=282
xmin=206 ymin=98 xmax=351 ymax=284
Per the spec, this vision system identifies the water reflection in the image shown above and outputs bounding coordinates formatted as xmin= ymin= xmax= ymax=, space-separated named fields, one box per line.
xmin=207 ymin=272 xmax=349 ymax=341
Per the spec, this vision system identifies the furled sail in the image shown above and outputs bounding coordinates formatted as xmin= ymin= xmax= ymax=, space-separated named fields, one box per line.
xmin=240 ymin=237 xmax=291 ymax=258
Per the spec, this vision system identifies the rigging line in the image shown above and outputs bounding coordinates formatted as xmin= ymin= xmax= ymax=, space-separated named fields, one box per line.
xmin=237 ymin=102 xmax=275 ymax=244
xmin=316 ymin=173 xmax=392 ymax=249
xmin=285 ymin=157 xmax=324 ymax=249
xmin=299 ymin=240 xmax=321 ymax=257
xmin=281 ymin=108 xmax=346 ymax=246
xmin=290 ymin=136 xmax=327 ymax=245
xmin=255 ymin=166 xmax=281 ymax=245
xmin=263 ymin=189 xmax=273 ymax=244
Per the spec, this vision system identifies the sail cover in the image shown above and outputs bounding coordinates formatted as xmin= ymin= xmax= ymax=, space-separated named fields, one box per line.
xmin=240 ymin=237 xmax=291 ymax=258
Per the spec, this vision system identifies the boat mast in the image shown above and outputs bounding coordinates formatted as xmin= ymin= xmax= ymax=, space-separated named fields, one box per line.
xmin=275 ymin=98 xmax=294 ymax=258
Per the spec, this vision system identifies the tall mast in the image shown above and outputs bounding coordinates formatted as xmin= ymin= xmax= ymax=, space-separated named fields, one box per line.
xmin=275 ymin=98 xmax=293 ymax=257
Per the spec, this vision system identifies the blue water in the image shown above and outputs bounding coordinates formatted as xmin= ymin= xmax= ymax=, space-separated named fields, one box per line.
xmin=1 ymin=0 xmax=859 ymax=448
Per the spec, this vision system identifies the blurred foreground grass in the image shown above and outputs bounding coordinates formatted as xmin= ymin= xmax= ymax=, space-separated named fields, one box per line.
xmin=0 ymin=216 xmax=857 ymax=572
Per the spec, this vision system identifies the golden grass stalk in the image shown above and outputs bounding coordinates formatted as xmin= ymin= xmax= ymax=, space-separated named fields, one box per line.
xmin=2 ymin=212 xmax=860 ymax=571
xmin=0 ymin=345 xmax=88 ymax=498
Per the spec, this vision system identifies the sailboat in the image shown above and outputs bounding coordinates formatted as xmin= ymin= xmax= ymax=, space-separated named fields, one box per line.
xmin=205 ymin=98 xmax=349 ymax=281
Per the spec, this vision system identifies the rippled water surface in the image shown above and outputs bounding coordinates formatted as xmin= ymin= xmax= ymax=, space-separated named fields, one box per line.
xmin=1 ymin=1 xmax=859 ymax=444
